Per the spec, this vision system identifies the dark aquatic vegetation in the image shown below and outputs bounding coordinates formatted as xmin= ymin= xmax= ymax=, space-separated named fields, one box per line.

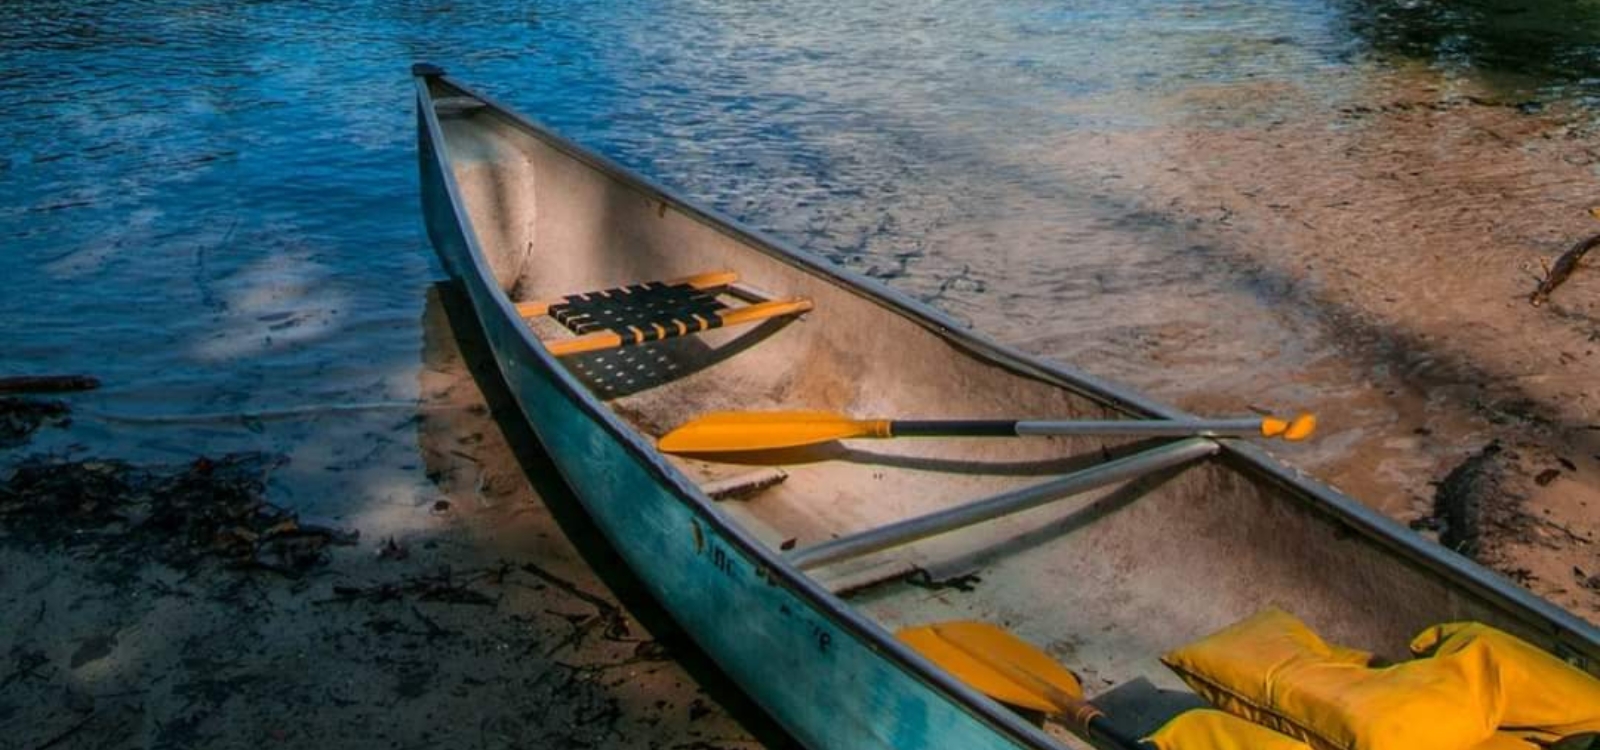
xmin=1339 ymin=0 xmax=1600 ymax=104
xmin=0 ymin=397 xmax=71 ymax=448
xmin=0 ymin=453 xmax=356 ymax=574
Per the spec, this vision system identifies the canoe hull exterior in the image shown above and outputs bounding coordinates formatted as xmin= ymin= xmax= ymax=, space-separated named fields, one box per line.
xmin=416 ymin=100 xmax=1036 ymax=750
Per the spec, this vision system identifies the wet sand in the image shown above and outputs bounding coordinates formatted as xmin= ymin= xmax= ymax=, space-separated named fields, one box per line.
xmin=0 ymin=287 xmax=783 ymax=749
xmin=778 ymin=60 xmax=1600 ymax=622
xmin=1019 ymin=65 xmax=1600 ymax=620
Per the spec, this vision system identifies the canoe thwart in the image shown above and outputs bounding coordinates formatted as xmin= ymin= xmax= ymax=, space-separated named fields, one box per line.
xmin=434 ymin=96 xmax=488 ymax=118
xmin=701 ymin=468 xmax=790 ymax=501
xmin=518 ymin=270 xmax=810 ymax=357
xmin=785 ymin=438 xmax=1219 ymax=570
xmin=819 ymin=559 xmax=924 ymax=597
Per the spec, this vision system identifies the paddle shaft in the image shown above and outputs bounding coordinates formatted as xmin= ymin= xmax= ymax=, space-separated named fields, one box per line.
xmin=890 ymin=418 xmax=1268 ymax=438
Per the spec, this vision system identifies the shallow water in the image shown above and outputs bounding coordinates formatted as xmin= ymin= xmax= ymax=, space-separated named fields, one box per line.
xmin=4 ymin=0 xmax=1597 ymax=557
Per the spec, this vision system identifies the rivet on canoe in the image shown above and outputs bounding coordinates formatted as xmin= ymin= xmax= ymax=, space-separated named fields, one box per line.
xmin=657 ymin=200 xmax=668 ymax=218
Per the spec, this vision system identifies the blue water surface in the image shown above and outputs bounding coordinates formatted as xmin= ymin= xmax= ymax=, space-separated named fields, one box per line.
xmin=2 ymin=0 xmax=1596 ymax=476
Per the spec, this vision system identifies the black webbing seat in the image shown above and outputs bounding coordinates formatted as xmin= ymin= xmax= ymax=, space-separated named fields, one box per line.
xmin=515 ymin=271 xmax=811 ymax=356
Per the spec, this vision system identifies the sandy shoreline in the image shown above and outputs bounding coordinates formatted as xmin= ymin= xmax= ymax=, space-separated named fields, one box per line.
xmin=1025 ymin=66 xmax=1600 ymax=621
xmin=0 ymin=288 xmax=781 ymax=750
xmin=800 ymin=61 xmax=1600 ymax=623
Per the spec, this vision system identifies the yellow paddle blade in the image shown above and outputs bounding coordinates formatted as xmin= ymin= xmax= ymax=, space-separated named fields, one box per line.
xmin=1283 ymin=413 xmax=1316 ymax=441
xmin=656 ymin=410 xmax=890 ymax=453
xmin=1259 ymin=413 xmax=1317 ymax=441
xmin=897 ymin=621 xmax=1084 ymax=714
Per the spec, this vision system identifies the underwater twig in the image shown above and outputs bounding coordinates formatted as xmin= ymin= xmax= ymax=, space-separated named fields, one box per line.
xmin=1530 ymin=232 xmax=1600 ymax=306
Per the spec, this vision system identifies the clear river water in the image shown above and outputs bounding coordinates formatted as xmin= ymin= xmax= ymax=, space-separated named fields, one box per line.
xmin=4 ymin=0 xmax=1599 ymax=576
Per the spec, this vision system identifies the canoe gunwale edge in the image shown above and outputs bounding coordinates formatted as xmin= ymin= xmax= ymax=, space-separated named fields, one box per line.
xmin=414 ymin=65 xmax=1600 ymax=746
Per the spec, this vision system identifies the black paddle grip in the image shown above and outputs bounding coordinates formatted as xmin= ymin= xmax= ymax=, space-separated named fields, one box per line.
xmin=888 ymin=420 xmax=1019 ymax=437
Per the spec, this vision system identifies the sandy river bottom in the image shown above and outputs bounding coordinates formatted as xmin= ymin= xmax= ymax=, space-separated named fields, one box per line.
xmin=1026 ymin=69 xmax=1600 ymax=622
xmin=793 ymin=63 xmax=1600 ymax=625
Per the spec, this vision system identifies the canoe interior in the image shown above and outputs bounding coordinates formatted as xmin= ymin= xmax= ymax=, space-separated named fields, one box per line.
xmin=424 ymin=78 xmax=1596 ymax=742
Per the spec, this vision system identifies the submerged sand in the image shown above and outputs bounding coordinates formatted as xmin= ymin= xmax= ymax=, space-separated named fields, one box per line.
xmin=1014 ymin=66 xmax=1600 ymax=620
xmin=815 ymin=61 xmax=1599 ymax=623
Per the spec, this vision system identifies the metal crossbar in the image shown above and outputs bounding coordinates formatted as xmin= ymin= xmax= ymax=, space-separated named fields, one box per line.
xmin=785 ymin=438 xmax=1220 ymax=570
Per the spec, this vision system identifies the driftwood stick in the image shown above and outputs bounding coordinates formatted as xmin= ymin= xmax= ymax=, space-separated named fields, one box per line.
xmin=34 ymin=710 xmax=96 ymax=750
xmin=1530 ymin=232 xmax=1600 ymax=306
xmin=0 ymin=375 xmax=100 ymax=394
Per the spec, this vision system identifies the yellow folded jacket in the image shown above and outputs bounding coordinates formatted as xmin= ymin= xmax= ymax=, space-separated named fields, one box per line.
xmin=1148 ymin=711 xmax=1539 ymax=750
xmin=1148 ymin=709 xmax=1314 ymax=750
xmin=1159 ymin=608 xmax=1374 ymax=725
xmin=1163 ymin=608 xmax=1503 ymax=750
xmin=1411 ymin=622 xmax=1600 ymax=741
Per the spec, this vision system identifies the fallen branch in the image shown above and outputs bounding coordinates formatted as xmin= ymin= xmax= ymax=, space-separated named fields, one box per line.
xmin=1530 ymin=232 xmax=1600 ymax=306
xmin=518 ymin=562 xmax=615 ymax=612
xmin=34 ymin=710 xmax=95 ymax=750
xmin=409 ymin=604 xmax=456 ymax=639
xmin=321 ymin=568 xmax=496 ymax=607
xmin=0 ymin=375 xmax=99 ymax=395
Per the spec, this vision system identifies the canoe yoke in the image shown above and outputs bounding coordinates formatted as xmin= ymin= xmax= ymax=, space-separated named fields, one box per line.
xmin=516 ymin=270 xmax=812 ymax=357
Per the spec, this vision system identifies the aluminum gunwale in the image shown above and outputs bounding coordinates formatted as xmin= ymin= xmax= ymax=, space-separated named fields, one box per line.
xmin=413 ymin=71 xmax=1067 ymax=750
xmin=414 ymin=64 xmax=1600 ymax=744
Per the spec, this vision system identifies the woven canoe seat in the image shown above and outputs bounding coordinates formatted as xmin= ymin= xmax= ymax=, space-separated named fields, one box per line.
xmin=517 ymin=271 xmax=811 ymax=356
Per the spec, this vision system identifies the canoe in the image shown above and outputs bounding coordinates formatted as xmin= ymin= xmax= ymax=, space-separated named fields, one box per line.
xmin=412 ymin=64 xmax=1599 ymax=749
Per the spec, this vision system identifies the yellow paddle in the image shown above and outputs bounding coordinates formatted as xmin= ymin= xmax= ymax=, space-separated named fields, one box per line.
xmin=897 ymin=621 xmax=1148 ymax=749
xmin=656 ymin=409 xmax=1316 ymax=454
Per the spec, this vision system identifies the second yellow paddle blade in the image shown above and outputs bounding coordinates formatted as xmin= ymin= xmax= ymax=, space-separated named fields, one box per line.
xmin=897 ymin=621 xmax=1084 ymax=714
xmin=656 ymin=410 xmax=887 ymax=453
xmin=1259 ymin=413 xmax=1317 ymax=442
